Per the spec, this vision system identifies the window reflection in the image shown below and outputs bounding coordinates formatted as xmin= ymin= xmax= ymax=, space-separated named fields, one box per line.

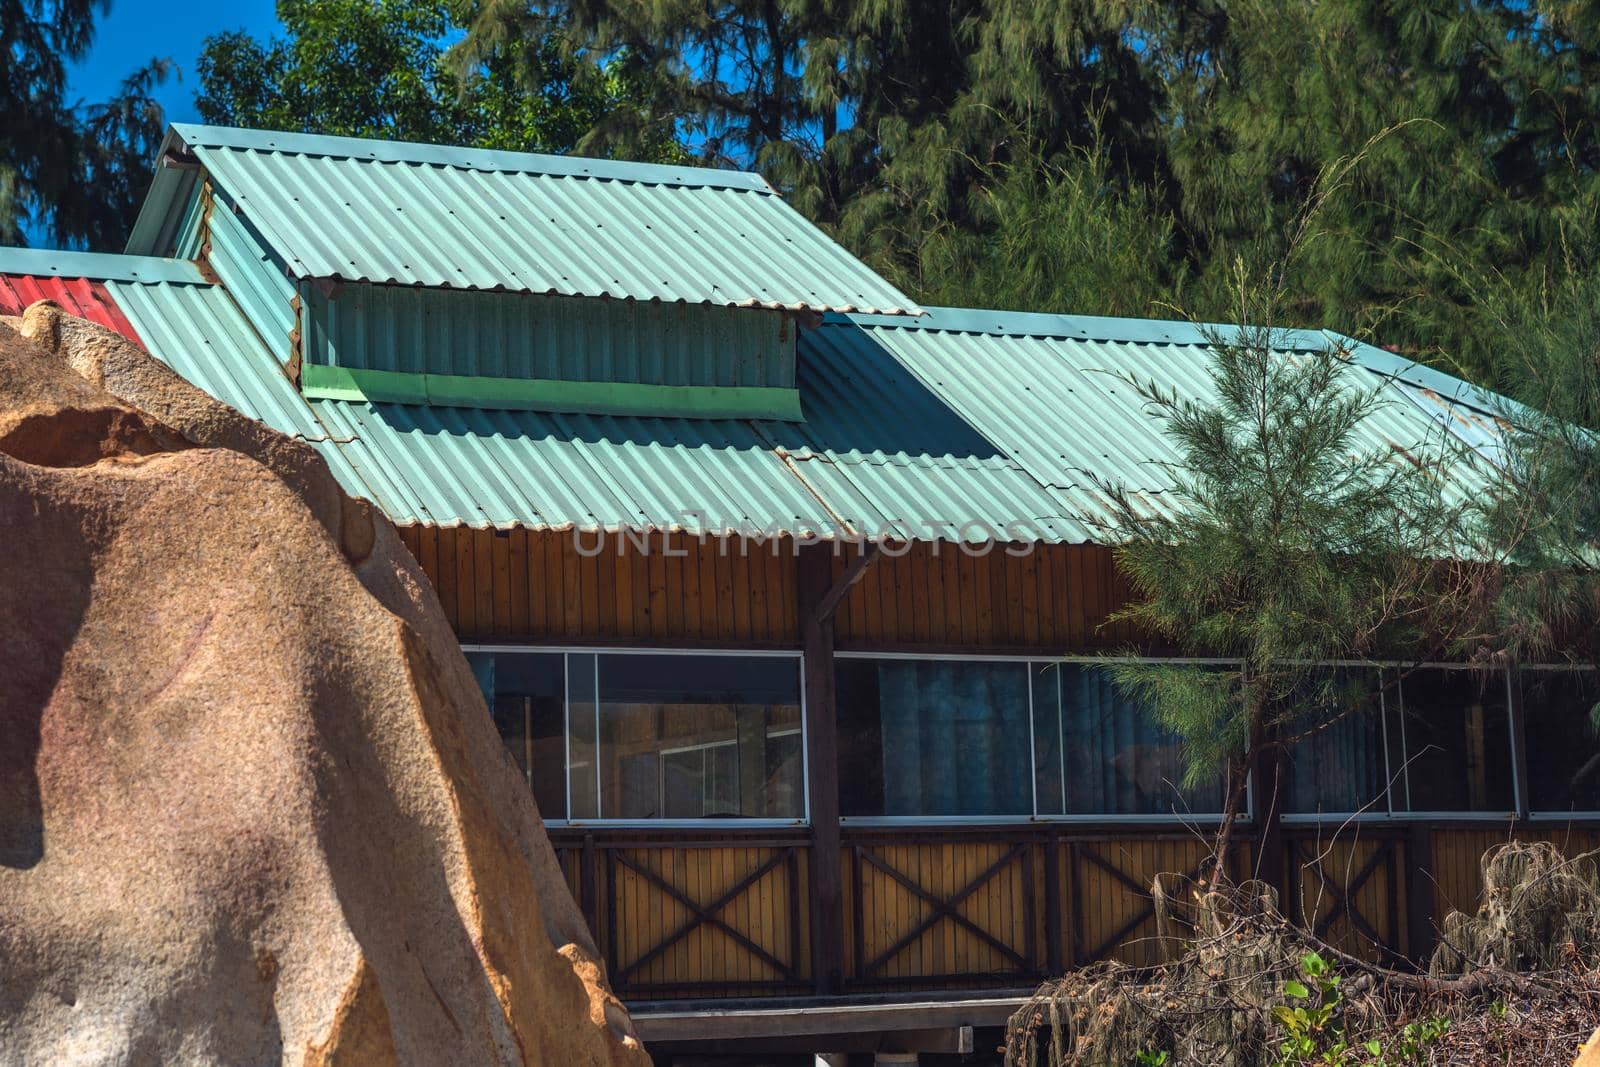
xmin=1396 ymin=668 xmax=1513 ymax=813
xmin=597 ymin=653 xmax=803 ymax=819
xmin=1033 ymin=663 xmax=1225 ymax=817
xmin=466 ymin=651 xmax=566 ymax=819
xmin=1522 ymin=669 xmax=1600 ymax=814
xmin=468 ymin=649 xmax=805 ymax=821
xmin=1283 ymin=668 xmax=1390 ymax=816
xmin=837 ymin=657 xmax=1223 ymax=819
xmin=837 ymin=659 xmax=1032 ymax=817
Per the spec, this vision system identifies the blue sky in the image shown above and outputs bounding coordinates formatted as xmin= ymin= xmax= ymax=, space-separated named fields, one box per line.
xmin=70 ymin=0 xmax=281 ymax=125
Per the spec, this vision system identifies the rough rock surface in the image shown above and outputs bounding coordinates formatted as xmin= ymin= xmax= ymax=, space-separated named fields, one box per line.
xmin=0 ymin=303 xmax=647 ymax=1066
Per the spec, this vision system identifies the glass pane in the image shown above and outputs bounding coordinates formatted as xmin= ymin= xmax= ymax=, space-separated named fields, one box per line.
xmin=1053 ymin=664 xmax=1226 ymax=817
xmin=837 ymin=658 xmax=1031 ymax=817
xmin=1283 ymin=668 xmax=1390 ymax=816
xmin=1397 ymin=668 xmax=1513 ymax=812
xmin=1032 ymin=665 xmax=1066 ymax=816
xmin=596 ymin=654 xmax=803 ymax=820
xmin=1522 ymin=669 xmax=1600 ymax=814
xmin=568 ymin=653 xmax=599 ymax=819
xmin=465 ymin=650 xmax=566 ymax=819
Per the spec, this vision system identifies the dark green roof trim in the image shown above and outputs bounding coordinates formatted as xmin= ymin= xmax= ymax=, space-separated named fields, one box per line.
xmin=0 ymin=247 xmax=204 ymax=284
xmin=168 ymin=123 xmax=772 ymax=193
xmin=300 ymin=364 xmax=805 ymax=421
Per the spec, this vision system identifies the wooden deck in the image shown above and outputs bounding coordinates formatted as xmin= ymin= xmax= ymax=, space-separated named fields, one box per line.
xmin=547 ymin=822 xmax=1600 ymax=1006
xmin=391 ymin=527 xmax=1600 ymax=1034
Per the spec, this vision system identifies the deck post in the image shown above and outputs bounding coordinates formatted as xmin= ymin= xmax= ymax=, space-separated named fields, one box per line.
xmin=1405 ymin=823 xmax=1436 ymax=964
xmin=799 ymin=541 xmax=847 ymax=994
xmin=1251 ymin=730 xmax=1287 ymax=900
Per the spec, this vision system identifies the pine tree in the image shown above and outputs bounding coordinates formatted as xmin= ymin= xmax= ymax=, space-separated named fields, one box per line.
xmin=1088 ymin=207 xmax=1483 ymax=876
xmin=1 ymin=0 xmax=169 ymax=247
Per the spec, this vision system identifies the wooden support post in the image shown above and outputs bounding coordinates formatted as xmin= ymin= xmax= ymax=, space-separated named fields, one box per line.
xmin=1406 ymin=822 xmax=1436 ymax=964
xmin=799 ymin=542 xmax=846 ymax=994
xmin=580 ymin=831 xmax=599 ymax=935
xmin=1043 ymin=834 xmax=1063 ymax=974
xmin=1251 ymin=731 xmax=1287 ymax=901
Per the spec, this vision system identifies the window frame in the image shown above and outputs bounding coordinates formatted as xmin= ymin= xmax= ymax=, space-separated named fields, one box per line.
xmin=833 ymin=651 xmax=1240 ymax=827
xmin=1279 ymin=661 xmax=1521 ymax=824
xmin=1517 ymin=663 xmax=1600 ymax=821
xmin=464 ymin=643 xmax=810 ymax=829
xmin=464 ymin=644 xmax=1563 ymax=828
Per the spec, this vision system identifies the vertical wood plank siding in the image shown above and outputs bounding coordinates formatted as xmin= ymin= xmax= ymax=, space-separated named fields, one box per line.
xmin=398 ymin=527 xmax=1599 ymax=998
xmin=1430 ymin=826 xmax=1600 ymax=929
xmin=833 ymin=541 xmax=1132 ymax=650
xmin=398 ymin=528 xmax=1129 ymax=650
xmin=398 ymin=528 xmax=801 ymax=644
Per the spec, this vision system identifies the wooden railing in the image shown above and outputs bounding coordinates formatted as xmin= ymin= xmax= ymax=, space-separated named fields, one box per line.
xmin=552 ymin=830 xmax=813 ymax=999
xmin=550 ymin=822 xmax=1600 ymax=1001
xmin=844 ymin=828 xmax=1040 ymax=990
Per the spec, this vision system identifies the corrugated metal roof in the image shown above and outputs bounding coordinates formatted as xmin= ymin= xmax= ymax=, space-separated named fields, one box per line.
xmin=275 ymin=309 xmax=1502 ymax=543
xmin=0 ymin=272 xmax=145 ymax=344
xmin=0 ymin=247 xmax=204 ymax=284
xmin=0 ymin=246 xmax=1514 ymax=546
xmin=128 ymin=124 xmax=923 ymax=316
xmin=104 ymin=278 xmax=334 ymax=445
xmin=303 ymin=282 xmax=796 ymax=388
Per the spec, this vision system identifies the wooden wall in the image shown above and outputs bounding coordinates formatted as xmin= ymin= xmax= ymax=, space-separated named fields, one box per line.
xmin=400 ymin=525 xmax=1600 ymax=1002
xmin=546 ymin=823 xmax=1600 ymax=1000
xmin=1430 ymin=825 xmax=1600 ymax=928
xmin=397 ymin=527 xmax=798 ymax=644
xmin=398 ymin=527 xmax=1132 ymax=652
xmin=831 ymin=541 xmax=1133 ymax=650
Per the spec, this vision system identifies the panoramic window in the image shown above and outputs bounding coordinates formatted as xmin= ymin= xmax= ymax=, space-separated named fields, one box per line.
xmin=468 ymin=649 xmax=805 ymax=822
xmin=1283 ymin=668 xmax=1392 ymax=817
xmin=1393 ymin=667 xmax=1514 ymax=813
xmin=1031 ymin=663 xmax=1226 ymax=817
xmin=837 ymin=656 xmax=1224 ymax=819
xmin=836 ymin=658 xmax=1032 ymax=817
xmin=1521 ymin=668 xmax=1600 ymax=815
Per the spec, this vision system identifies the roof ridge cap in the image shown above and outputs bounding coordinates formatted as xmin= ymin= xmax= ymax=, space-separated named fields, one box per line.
xmin=172 ymin=124 xmax=772 ymax=194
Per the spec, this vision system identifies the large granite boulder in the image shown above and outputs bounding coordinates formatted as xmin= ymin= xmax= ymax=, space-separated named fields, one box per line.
xmin=0 ymin=303 xmax=646 ymax=1066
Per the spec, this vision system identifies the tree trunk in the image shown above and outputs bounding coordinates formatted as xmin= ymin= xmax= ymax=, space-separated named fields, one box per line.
xmin=1209 ymin=752 xmax=1251 ymax=887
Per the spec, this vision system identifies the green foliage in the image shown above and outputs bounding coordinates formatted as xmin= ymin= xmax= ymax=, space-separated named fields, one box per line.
xmin=1386 ymin=1017 xmax=1451 ymax=1063
xmin=1133 ymin=1051 xmax=1170 ymax=1067
xmin=453 ymin=0 xmax=1600 ymax=393
xmin=907 ymin=130 xmax=1183 ymax=318
xmin=1272 ymin=952 xmax=1359 ymax=1066
xmin=1092 ymin=241 xmax=1471 ymax=797
xmin=1 ymin=0 xmax=170 ymax=246
xmin=1264 ymin=945 xmax=1449 ymax=1065
xmin=1455 ymin=187 xmax=1600 ymax=671
xmin=196 ymin=0 xmax=681 ymax=159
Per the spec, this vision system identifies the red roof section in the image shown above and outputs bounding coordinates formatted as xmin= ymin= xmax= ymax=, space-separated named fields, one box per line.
xmin=0 ymin=274 xmax=144 ymax=347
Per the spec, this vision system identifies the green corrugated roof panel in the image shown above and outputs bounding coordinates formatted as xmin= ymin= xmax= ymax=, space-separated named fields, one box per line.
xmin=308 ymin=400 xmax=832 ymax=534
xmin=0 ymin=245 xmax=1515 ymax=546
xmin=272 ymin=307 xmax=1502 ymax=544
xmin=104 ymin=279 xmax=325 ymax=443
xmin=129 ymin=124 xmax=923 ymax=317
xmin=826 ymin=310 xmax=1503 ymax=525
xmin=0 ymin=246 xmax=204 ymax=284
xmin=302 ymin=282 xmax=796 ymax=387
